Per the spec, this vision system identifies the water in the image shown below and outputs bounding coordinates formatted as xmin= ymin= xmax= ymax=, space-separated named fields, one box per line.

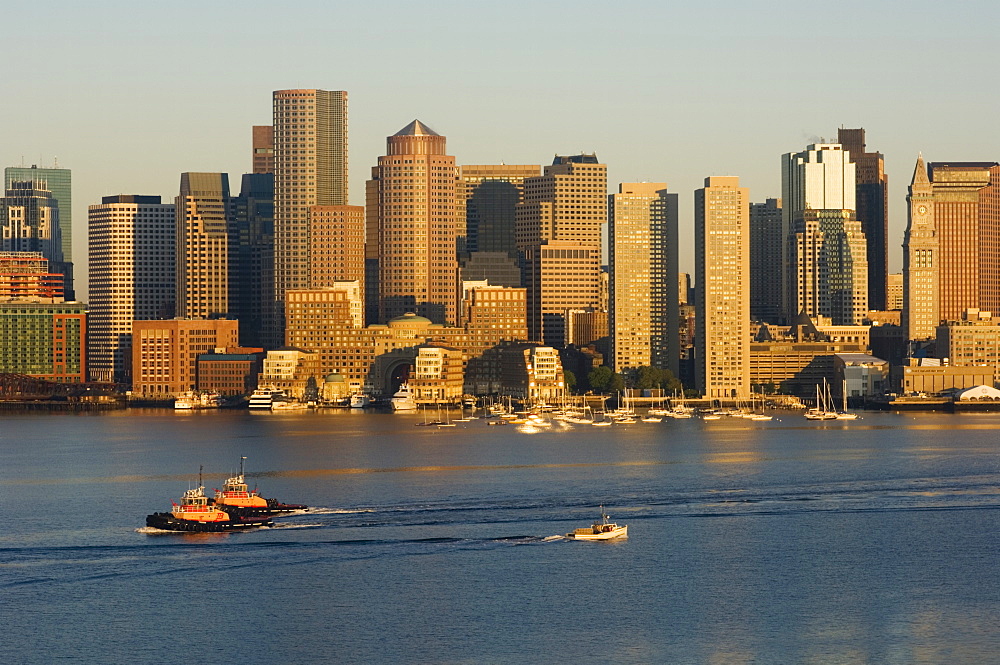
xmin=2 ymin=409 xmax=999 ymax=664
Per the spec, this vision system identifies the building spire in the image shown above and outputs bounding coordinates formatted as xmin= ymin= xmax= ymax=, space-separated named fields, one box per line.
xmin=911 ymin=153 xmax=930 ymax=186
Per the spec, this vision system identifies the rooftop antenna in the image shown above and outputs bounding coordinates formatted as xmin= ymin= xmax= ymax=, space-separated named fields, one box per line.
xmin=53 ymin=156 xmax=60 ymax=169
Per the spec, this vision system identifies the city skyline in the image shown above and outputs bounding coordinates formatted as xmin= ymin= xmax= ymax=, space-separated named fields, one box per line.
xmin=4 ymin=2 xmax=998 ymax=299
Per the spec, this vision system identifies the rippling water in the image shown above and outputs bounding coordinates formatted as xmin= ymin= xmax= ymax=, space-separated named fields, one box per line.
xmin=2 ymin=409 xmax=999 ymax=664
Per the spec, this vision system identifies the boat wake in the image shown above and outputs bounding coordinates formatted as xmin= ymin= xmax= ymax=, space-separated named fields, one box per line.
xmin=305 ymin=507 xmax=374 ymax=515
xmin=265 ymin=522 xmax=323 ymax=529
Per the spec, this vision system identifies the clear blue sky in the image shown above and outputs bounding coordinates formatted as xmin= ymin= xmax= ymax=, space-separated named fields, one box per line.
xmin=3 ymin=0 xmax=998 ymax=298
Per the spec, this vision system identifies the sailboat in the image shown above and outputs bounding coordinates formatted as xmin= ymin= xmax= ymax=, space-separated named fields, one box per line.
xmin=804 ymin=381 xmax=837 ymax=420
xmin=835 ymin=380 xmax=859 ymax=420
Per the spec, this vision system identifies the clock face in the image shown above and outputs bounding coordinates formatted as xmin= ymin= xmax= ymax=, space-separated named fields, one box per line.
xmin=917 ymin=204 xmax=928 ymax=215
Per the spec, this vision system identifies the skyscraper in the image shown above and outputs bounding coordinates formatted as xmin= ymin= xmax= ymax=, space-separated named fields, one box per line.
xmin=902 ymin=155 xmax=939 ymax=342
xmin=838 ymin=128 xmax=889 ymax=311
xmin=175 ymin=172 xmax=231 ymax=320
xmin=516 ymin=154 xmax=607 ymax=346
xmin=0 ymin=181 xmax=68 ymax=297
xmin=782 ymin=143 xmax=868 ymax=324
xmin=749 ymin=198 xmax=783 ymax=323
xmin=369 ymin=120 xmax=458 ymax=324
xmin=272 ymin=89 xmax=348 ymax=335
xmin=252 ymin=125 xmax=274 ymax=175
xmin=5 ymin=165 xmax=73 ymax=298
xmin=902 ymin=158 xmax=1000 ymax=341
xmin=458 ymin=164 xmax=540 ymax=287
xmin=231 ymin=173 xmax=274 ymax=348
xmin=609 ymin=182 xmax=678 ymax=375
xmin=695 ymin=176 xmax=749 ymax=399
xmin=309 ymin=205 xmax=365 ymax=290
xmin=88 ymin=195 xmax=176 ymax=383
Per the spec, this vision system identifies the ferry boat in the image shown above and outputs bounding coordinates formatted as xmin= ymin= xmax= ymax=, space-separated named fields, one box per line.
xmin=248 ymin=386 xmax=285 ymax=410
xmin=566 ymin=506 xmax=628 ymax=541
xmin=349 ymin=392 xmax=371 ymax=408
xmin=390 ymin=383 xmax=417 ymax=411
xmin=145 ymin=478 xmax=272 ymax=532
xmin=211 ymin=457 xmax=307 ymax=517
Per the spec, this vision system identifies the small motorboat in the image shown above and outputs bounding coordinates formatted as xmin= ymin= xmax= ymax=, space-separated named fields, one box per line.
xmin=566 ymin=506 xmax=628 ymax=541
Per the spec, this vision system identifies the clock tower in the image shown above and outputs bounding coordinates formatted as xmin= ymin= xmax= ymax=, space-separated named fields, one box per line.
xmin=902 ymin=154 xmax=939 ymax=342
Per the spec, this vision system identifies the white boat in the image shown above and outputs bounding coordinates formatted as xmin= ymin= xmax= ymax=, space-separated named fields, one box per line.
xmin=390 ymin=383 xmax=417 ymax=411
xmin=349 ymin=392 xmax=370 ymax=408
xmin=835 ymin=379 xmax=859 ymax=419
xmin=566 ymin=507 xmax=628 ymax=541
xmin=248 ymin=386 xmax=284 ymax=410
xmin=174 ymin=392 xmax=196 ymax=410
xmin=805 ymin=381 xmax=838 ymax=420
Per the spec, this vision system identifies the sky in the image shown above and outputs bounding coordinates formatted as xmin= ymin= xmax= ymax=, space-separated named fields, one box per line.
xmin=3 ymin=0 xmax=999 ymax=299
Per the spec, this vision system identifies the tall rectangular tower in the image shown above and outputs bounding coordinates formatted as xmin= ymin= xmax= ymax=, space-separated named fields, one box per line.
xmin=272 ymin=89 xmax=348 ymax=317
xmin=231 ymin=173 xmax=274 ymax=348
xmin=88 ymin=195 xmax=176 ymax=383
xmin=782 ymin=143 xmax=868 ymax=324
xmin=175 ymin=173 xmax=231 ymax=320
xmin=749 ymin=198 xmax=783 ymax=323
xmin=695 ymin=176 xmax=749 ymax=399
xmin=902 ymin=155 xmax=939 ymax=342
xmin=609 ymin=182 xmax=678 ymax=375
xmin=309 ymin=205 xmax=365 ymax=292
xmin=5 ymin=165 xmax=72 ymax=298
xmin=516 ymin=154 xmax=607 ymax=346
xmin=252 ymin=125 xmax=274 ymax=175
xmin=838 ymin=128 xmax=889 ymax=311
xmin=370 ymin=120 xmax=458 ymax=324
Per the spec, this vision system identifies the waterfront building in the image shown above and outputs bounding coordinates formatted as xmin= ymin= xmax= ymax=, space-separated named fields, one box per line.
xmin=609 ymin=182 xmax=678 ymax=374
xmin=195 ymin=347 xmax=265 ymax=396
xmin=368 ymin=120 xmax=458 ymax=324
xmin=749 ymin=198 xmax=783 ymax=323
xmin=175 ymin=173 xmax=231 ymax=320
xmin=130 ymin=319 xmax=239 ymax=398
xmin=936 ymin=309 xmax=1000 ymax=384
xmin=272 ymin=89 xmax=348 ymax=339
xmin=0 ymin=252 xmax=63 ymax=301
xmin=516 ymin=154 xmax=606 ymax=347
xmin=257 ymin=347 xmax=324 ymax=400
xmin=231 ymin=174 xmax=274 ymax=348
xmin=500 ymin=344 xmax=565 ymax=405
xmin=458 ymin=164 xmax=540 ymax=287
xmin=309 ymin=205 xmax=365 ymax=295
xmin=87 ymin=195 xmax=176 ymax=383
xmin=252 ymin=125 xmax=274 ymax=175
xmin=0 ymin=301 xmax=86 ymax=382
xmin=782 ymin=143 xmax=868 ymax=325
xmin=460 ymin=281 xmax=528 ymax=339
xmin=695 ymin=176 xmax=749 ymax=399
xmin=838 ymin=128 xmax=889 ymax=310
xmin=5 ymin=165 xmax=73 ymax=298
xmin=409 ymin=346 xmax=465 ymax=404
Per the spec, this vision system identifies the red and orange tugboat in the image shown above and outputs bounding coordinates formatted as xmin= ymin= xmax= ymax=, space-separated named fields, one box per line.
xmin=146 ymin=467 xmax=273 ymax=532
xmin=210 ymin=457 xmax=307 ymax=518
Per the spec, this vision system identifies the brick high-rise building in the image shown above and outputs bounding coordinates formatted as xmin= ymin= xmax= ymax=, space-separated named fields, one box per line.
xmin=88 ymin=195 xmax=176 ymax=383
xmin=838 ymin=128 xmax=889 ymax=310
xmin=272 ymin=89 xmax=348 ymax=338
xmin=368 ymin=120 xmax=458 ymax=324
xmin=608 ymin=182 xmax=678 ymax=374
xmin=252 ymin=125 xmax=274 ymax=175
xmin=309 ymin=205 xmax=365 ymax=293
xmin=131 ymin=318 xmax=239 ymax=398
xmin=0 ymin=252 xmax=63 ymax=301
xmin=695 ymin=176 xmax=749 ymax=399
xmin=516 ymin=154 xmax=607 ymax=346
xmin=903 ymin=158 xmax=1000 ymax=342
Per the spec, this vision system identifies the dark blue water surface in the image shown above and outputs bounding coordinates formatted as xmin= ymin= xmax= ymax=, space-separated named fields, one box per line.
xmin=2 ymin=409 xmax=999 ymax=664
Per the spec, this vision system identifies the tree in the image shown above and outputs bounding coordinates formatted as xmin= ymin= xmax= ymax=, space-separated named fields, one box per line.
xmin=588 ymin=366 xmax=613 ymax=392
xmin=608 ymin=372 xmax=626 ymax=393
xmin=563 ymin=369 xmax=577 ymax=393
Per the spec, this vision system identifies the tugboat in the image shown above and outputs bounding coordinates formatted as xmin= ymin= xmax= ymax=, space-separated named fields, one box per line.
xmin=210 ymin=457 xmax=307 ymax=518
xmin=145 ymin=469 xmax=272 ymax=532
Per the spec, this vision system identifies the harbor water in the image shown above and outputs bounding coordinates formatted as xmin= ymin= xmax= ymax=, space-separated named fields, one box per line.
xmin=2 ymin=409 xmax=999 ymax=664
